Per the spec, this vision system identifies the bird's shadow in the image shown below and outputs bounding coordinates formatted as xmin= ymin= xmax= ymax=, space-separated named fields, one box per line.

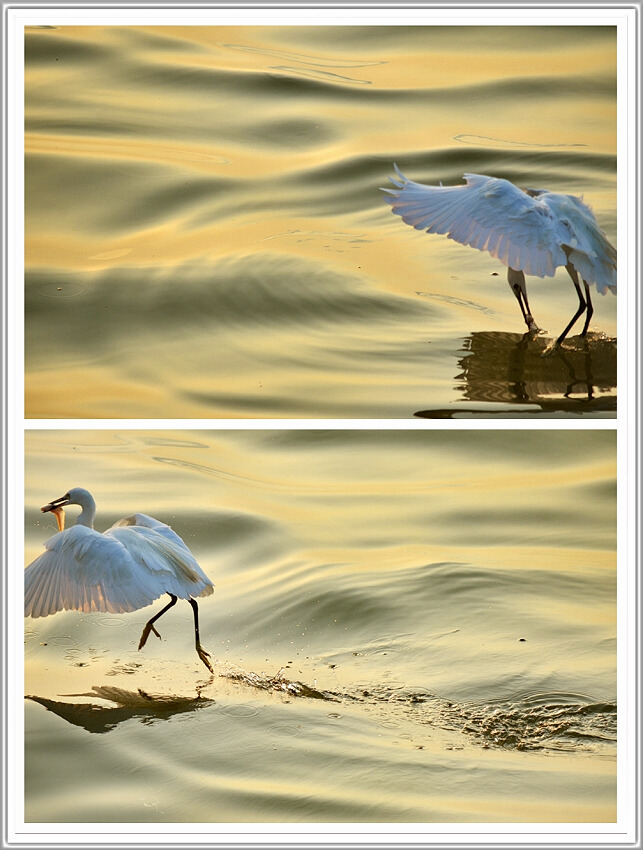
xmin=25 ymin=686 xmax=215 ymax=734
xmin=415 ymin=330 xmax=616 ymax=417
xmin=25 ymin=666 xmax=336 ymax=735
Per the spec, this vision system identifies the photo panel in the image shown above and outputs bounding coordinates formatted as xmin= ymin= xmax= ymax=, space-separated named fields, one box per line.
xmin=22 ymin=428 xmax=617 ymax=825
xmin=23 ymin=20 xmax=619 ymax=420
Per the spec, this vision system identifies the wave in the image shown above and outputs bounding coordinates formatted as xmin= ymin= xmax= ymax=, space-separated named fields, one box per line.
xmin=25 ymin=253 xmax=429 ymax=356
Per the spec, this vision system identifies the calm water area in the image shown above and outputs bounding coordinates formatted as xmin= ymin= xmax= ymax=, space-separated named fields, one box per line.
xmin=23 ymin=429 xmax=616 ymax=824
xmin=24 ymin=24 xmax=617 ymax=419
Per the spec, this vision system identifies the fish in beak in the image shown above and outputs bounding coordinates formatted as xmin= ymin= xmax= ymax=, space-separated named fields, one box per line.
xmin=41 ymin=497 xmax=68 ymax=532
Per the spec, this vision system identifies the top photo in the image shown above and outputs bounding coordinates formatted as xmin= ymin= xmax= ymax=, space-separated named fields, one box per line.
xmin=23 ymin=22 xmax=618 ymax=419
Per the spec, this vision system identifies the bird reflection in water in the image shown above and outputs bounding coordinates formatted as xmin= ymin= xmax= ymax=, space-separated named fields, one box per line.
xmin=26 ymin=669 xmax=335 ymax=734
xmin=416 ymin=332 xmax=616 ymax=417
xmin=25 ymin=686 xmax=214 ymax=735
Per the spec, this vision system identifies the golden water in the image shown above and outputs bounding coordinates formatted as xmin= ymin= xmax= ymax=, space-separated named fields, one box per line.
xmin=25 ymin=25 xmax=616 ymax=418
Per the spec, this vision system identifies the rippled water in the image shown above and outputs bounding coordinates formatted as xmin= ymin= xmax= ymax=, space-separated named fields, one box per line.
xmin=24 ymin=25 xmax=617 ymax=418
xmin=24 ymin=429 xmax=617 ymax=823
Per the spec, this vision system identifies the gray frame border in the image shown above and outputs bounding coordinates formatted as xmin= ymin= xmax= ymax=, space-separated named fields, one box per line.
xmin=3 ymin=3 xmax=641 ymax=848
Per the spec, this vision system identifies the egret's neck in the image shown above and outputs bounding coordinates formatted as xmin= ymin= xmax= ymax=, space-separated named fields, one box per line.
xmin=75 ymin=493 xmax=97 ymax=528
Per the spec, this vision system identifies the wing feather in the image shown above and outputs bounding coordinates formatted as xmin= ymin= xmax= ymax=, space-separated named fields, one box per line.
xmin=540 ymin=193 xmax=616 ymax=293
xmin=105 ymin=523 xmax=214 ymax=600
xmin=109 ymin=513 xmax=191 ymax=550
xmin=383 ymin=168 xmax=567 ymax=278
xmin=25 ymin=526 xmax=168 ymax=618
xmin=25 ymin=513 xmax=215 ymax=619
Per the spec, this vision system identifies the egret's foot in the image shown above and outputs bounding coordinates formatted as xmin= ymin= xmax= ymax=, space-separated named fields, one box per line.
xmin=525 ymin=315 xmax=540 ymax=333
xmin=138 ymin=622 xmax=162 ymax=650
xmin=541 ymin=340 xmax=560 ymax=357
xmin=196 ymin=643 xmax=214 ymax=673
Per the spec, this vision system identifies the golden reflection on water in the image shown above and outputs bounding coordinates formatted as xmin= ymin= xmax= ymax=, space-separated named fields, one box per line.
xmin=25 ymin=133 xmax=230 ymax=172
xmin=26 ymin=367 xmax=176 ymax=419
xmin=24 ymin=25 xmax=616 ymax=418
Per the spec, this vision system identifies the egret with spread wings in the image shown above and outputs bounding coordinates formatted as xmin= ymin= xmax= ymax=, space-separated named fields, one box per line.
xmin=24 ymin=488 xmax=215 ymax=672
xmin=382 ymin=166 xmax=616 ymax=345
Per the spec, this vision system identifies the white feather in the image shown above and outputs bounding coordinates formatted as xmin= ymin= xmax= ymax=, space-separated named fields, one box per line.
xmin=25 ymin=491 xmax=214 ymax=619
xmin=382 ymin=167 xmax=616 ymax=292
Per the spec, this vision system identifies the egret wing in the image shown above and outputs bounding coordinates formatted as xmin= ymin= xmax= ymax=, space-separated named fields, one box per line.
xmin=110 ymin=513 xmax=193 ymax=552
xmin=541 ymin=193 xmax=617 ymax=293
xmin=382 ymin=167 xmax=568 ymax=277
xmin=24 ymin=525 xmax=166 ymax=618
xmin=106 ymin=516 xmax=214 ymax=600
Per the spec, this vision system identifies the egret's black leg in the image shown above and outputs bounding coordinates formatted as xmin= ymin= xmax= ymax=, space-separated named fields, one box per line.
xmin=514 ymin=288 xmax=530 ymax=324
xmin=520 ymin=288 xmax=537 ymax=328
xmin=581 ymin=281 xmax=593 ymax=336
xmin=138 ymin=594 xmax=177 ymax=650
xmin=507 ymin=268 xmax=538 ymax=331
xmin=188 ymin=597 xmax=213 ymax=673
xmin=556 ymin=265 xmax=588 ymax=346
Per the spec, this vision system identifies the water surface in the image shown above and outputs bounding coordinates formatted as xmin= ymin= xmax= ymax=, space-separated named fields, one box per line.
xmin=24 ymin=429 xmax=617 ymax=823
xmin=24 ymin=25 xmax=617 ymax=418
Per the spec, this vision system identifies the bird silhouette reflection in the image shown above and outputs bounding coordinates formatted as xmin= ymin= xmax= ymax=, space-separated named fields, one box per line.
xmin=415 ymin=331 xmax=616 ymax=417
xmin=26 ymin=670 xmax=335 ymax=734
xmin=25 ymin=686 xmax=214 ymax=734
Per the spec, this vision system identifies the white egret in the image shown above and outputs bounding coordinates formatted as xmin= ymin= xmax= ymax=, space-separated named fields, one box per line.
xmin=24 ymin=488 xmax=215 ymax=672
xmin=382 ymin=166 xmax=616 ymax=345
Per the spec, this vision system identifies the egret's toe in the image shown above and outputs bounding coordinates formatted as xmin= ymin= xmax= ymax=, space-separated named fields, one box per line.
xmin=138 ymin=622 xmax=162 ymax=650
xmin=196 ymin=643 xmax=214 ymax=673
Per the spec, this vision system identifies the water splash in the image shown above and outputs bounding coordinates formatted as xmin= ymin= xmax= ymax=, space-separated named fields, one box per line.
xmin=26 ymin=667 xmax=616 ymax=754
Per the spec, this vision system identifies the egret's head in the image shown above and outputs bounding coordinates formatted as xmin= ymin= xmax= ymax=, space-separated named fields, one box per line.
xmin=41 ymin=487 xmax=94 ymax=529
xmin=41 ymin=491 xmax=71 ymax=532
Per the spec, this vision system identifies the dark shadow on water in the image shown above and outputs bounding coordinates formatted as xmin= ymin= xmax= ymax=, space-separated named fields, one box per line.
xmin=415 ymin=331 xmax=616 ymax=418
xmin=25 ymin=667 xmax=336 ymax=735
xmin=25 ymin=686 xmax=215 ymax=735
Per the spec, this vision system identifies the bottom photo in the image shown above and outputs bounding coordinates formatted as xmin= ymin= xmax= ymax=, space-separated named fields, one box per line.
xmin=23 ymin=428 xmax=617 ymax=825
